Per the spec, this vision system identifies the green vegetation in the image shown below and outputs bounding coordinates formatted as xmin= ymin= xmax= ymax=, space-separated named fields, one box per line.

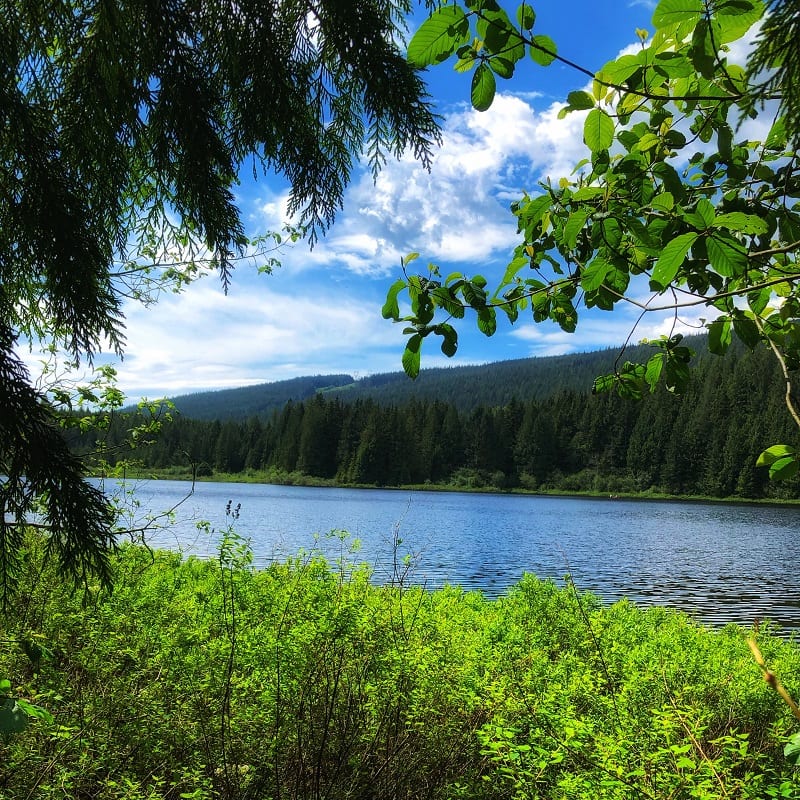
xmin=389 ymin=0 xmax=800 ymax=481
xmin=1 ymin=0 xmax=439 ymax=595
xmin=75 ymin=342 xmax=800 ymax=499
xmin=166 ymin=375 xmax=355 ymax=422
xmin=2 ymin=529 xmax=799 ymax=799
xmin=163 ymin=341 xmax=665 ymax=419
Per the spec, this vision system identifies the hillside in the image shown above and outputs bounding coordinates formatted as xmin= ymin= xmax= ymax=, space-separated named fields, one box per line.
xmin=86 ymin=336 xmax=799 ymax=500
xmin=167 ymin=337 xmax=711 ymax=420
xmin=166 ymin=374 xmax=354 ymax=420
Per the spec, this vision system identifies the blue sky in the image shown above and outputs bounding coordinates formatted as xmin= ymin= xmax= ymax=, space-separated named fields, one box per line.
xmin=71 ymin=0 xmax=731 ymax=402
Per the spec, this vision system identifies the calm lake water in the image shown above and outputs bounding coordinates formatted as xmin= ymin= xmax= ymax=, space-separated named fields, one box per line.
xmin=107 ymin=478 xmax=800 ymax=632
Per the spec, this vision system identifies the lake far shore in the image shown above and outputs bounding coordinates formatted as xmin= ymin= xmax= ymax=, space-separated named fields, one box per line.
xmin=95 ymin=466 xmax=800 ymax=508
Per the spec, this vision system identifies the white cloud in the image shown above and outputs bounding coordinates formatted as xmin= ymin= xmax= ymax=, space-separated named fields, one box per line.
xmin=258 ymin=92 xmax=592 ymax=281
xmin=111 ymin=277 xmax=404 ymax=400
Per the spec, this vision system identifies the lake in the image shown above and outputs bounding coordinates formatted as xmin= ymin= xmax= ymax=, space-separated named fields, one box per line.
xmin=106 ymin=478 xmax=800 ymax=632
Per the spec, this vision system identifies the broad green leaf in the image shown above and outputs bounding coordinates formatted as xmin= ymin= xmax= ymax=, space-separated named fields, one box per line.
xmin=756 ymin=443 xmax=796 ymax=467
xmin=653 ymin=0 xmax=704 ymax=32
xmin=580 ymin=257 xmax=610 ymax=292
xmin=645 ymin=353 xmax=664 ymax=390
xmin=765 ymin=116 xmax=788 ymax=151
xmin=712 ymin=0 xmax=764 ymax=43
xmin=432 ymin=287 xmax=466 ymax=318
xmin=477 ymin=306 xmax=497 ymax=336
xmin=592 ymin=373 xmax=616 ymax=394
xmin=635 ymin=132 xmax=660 ymax=152
xmin=382 ymin=279 xmax=405 ymax=320
xmin=695 ymin=198 xmax=716 ymax=227
xmin=664 ymin=356 xmax=691 ymax=392
xmin=785 ymin=732 xmax=800 ymax=765
xmin=712 ymin=213 xmax=768 ymax=235
xmin=597 ymin=54 xmax=640 ymax=85
xmin=477 ymin=9 xmax=506 ymax=50
xmin=583 ymin=108 xmax=615 ymax=152
xmin=529 ymin=35 xmax=557 ymax=66
xmin=650 ymin=192 xmax=674 ymax=212
xmin=407 ymin=6 xmax=470 ymax=68
xmin=769 ymin=455 xmax=798 ymax=480
xmin=747 ymin=286 xmax=771 ymax=316
xmin=0 ymin=699 xmax=27 ymax=735
xmin=471 ymin=63 xmax=496 ymax=111
xmin=563 ymin=208 xmax=592 ymax=250
xmin=517 ymin=3 xmax=535 ymax=29
xmin=572 ymin=186 xmax=605 ymax=201
xmin=567 ymin=90 xmax=595 ymax=111
xmin=654 ymin=51 xmax=695 ymax=78
xmin=650 ymin=232 xmax=697 ymax=290
xmin=707 ymin=316 xmax=732 ymax=354
xmin=435 ymin=323 xmax=459 ymax=357
xmin=402 ymin=334 xmax=422 ymax=379
xmin=707 ymin=234 xmax=747 ymax=277
xmin=732 ymin=314 xmax=760 ymax=347
xmin=490 ymin=56 xmax=515 ymax=79
xmin=500 ymin=256 xmax=528 ymax=287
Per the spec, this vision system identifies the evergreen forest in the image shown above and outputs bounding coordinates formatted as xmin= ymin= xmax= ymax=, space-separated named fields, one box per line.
xmin=76 ymin=340 xmax=800 ymax=500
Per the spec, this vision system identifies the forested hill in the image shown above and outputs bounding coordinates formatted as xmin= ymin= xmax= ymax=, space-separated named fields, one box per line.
xmin=85 ymin=337 xmax=800 ymax=500
xmin=166 ymin=338 xmax=703 ymax=420
xmin=166 ymin=374 xmax=354 ymax=420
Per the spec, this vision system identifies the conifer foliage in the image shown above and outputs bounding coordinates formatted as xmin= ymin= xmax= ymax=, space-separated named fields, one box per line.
xmin=0 ymin=0 xmax=440 ymax=598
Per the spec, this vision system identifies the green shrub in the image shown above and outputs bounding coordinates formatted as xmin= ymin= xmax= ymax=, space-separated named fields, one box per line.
xmin=1 ymin=531 xmax=798 ymax=799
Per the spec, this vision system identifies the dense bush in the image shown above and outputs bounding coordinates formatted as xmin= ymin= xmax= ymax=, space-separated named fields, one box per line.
xmin=1 ymin=531 xmax=798 ymax=799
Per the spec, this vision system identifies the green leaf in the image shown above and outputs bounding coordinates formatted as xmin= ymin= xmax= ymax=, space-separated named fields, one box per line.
xmin=713 ymin=0 xmax=764 ymax=43
xmin=477 ymin=306 xmax=497 ymax=336
xmin=435 ymin=323 xmax=459 ymax=357
xmin=402 ymin=334 xmax=422 ymax=379
xmin=382 ymin=279 xmax=405 ymax=320
xmin=732 ymin=314 xmax=760 ymax=348
xmin=581 ymin=257 xmax=611 ymax=292
xmin=566 ymin=90 xmax=595 ymax=111
xmin=769 ymin=455 xmax=798 ymax=480
xmin=653 ymin=0 xmax=704 ymax=32
xmin=597 ymin=54 xmax=640 ymax=85
xmin=707 ymin=317 xmax=732 ymax=354
xmin=407 ymin=6 xmax=470 ymax=68
xmin=650 ymin=232 xmax=697 ymax=290
xmin=490 ymin=56 xmax=515 ymax=79
xmin=471 ymin=63 xmax=496 ymax=111
xmin=712 ymin=213 xmax=769 ymax=235
xmin=529 ymin=35 xmax=557 ymax=66
xmin=635 ymin=132 xmax=660 ymax=152
xmin=756 ymin=443 xmax=795 ymax=467
xmin=785 ymin=732 xmax=800 ymax=765
xmin=563 ymin=208 xmax=592 ymax=250
xmin=645 ymin=353 xmax=664 ymax=390
xmin=650 ymin=192 xmax=674 ymax=213
xmin=592 ymin=373 xmax=616 ymax=394
xmin=0 ymin=699 xmax=28 ymax=735
xmin=583 ymin=108 xmax=615 ymax=152
xmin=706 ymin=234 xmax=747 ymax=278
xmin=517 ymin=3 xmax=535 ymax=30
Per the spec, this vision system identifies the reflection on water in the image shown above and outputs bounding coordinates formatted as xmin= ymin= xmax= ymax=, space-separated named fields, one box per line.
xmin=103 ymin=478 xmax=800 ymax=632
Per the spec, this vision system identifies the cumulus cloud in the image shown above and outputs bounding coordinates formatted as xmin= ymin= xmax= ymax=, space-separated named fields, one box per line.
xmin=258 ymin=92 xmax=591 ymax=281
xmin=114 ymin=278 xmax=407 ymax=399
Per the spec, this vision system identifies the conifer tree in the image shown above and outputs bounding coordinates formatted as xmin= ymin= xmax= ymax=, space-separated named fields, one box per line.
xmin=0 ymin=0 xmax=440 ymax=597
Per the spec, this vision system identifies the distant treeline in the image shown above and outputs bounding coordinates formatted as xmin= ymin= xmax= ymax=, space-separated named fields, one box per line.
xmin=74 ymin=343 xmax=800 ymax=499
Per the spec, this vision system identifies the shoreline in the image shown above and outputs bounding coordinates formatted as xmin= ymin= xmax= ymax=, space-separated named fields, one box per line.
xmin=95 ymin=468 xmax=800 ymax=509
